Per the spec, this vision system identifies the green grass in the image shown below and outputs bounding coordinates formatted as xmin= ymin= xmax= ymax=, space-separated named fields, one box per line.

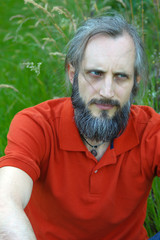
xmin=0 ymin=0 xmax=160 ymax=237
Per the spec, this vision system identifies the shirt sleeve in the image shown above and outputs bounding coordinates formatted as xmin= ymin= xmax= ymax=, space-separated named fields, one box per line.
xmin=144 ymin=119 xmax=160 ymax=178
xmin=0 ymin=110 xmax=48 ymax=182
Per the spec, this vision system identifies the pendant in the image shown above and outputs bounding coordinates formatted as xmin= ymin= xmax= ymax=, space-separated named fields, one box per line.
xmin=91 ymin=149 xmax=97 ymax=157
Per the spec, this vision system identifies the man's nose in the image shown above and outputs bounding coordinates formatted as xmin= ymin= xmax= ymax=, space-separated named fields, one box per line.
xmin=99 ymin=75 xmax=114 ymax=98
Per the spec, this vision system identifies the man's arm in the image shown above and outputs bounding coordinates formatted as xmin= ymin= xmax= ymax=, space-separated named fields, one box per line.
xmin=0 ymin=167 xmax=37 ymax=240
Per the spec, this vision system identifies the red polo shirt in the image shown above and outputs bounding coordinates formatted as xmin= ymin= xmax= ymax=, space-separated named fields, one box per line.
xmin=0 ymin=98 xmax=160 ymax=240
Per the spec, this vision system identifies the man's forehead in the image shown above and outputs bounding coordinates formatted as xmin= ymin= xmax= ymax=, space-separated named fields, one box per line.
xmin=82 ymin=33 xmax=135 ymax=64
xmin=79 ymin=33 xmax=136 ymax=76
xmin=85 ymin=32 xmax=134 ymax=52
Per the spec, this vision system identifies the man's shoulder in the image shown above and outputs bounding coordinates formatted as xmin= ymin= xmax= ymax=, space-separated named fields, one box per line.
xmin=130 ymin=105 xmax=160 ymax=138
xmin=130 ymin=105 xmax=160 ymax=124
xmin=17 ymin=97 xmax=72 ymax=121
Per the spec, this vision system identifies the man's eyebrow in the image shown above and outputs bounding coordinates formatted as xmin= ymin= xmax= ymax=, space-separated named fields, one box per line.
xmin=84 ymin=68 xmax=105 ymax=72
xmin=84 ymin=68 xmax=131 ymax=75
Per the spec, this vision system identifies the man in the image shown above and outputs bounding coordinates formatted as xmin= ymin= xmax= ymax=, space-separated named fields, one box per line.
xmin=0 ymin=14 xmax=160 ymax=240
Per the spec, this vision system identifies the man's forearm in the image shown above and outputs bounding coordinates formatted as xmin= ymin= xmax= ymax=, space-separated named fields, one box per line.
xmin=0 ymin=201 xmax=37 ymax=240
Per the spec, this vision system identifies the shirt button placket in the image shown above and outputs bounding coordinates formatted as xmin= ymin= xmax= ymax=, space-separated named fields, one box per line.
xmin=90 ymin=168 xmax=102 ymax=194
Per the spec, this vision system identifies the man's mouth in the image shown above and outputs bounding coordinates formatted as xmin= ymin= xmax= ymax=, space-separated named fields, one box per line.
xmin=88 ymin=98 xmax=120 ymax=110
xmin=95 ymin=103 xmax=115 ymax=110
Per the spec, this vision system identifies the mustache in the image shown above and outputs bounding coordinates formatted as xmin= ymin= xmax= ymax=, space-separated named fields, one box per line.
xmin=88 ymin=98 xmax=121 ymax=108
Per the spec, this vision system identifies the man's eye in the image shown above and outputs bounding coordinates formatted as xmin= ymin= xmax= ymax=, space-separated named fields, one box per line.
xmin=89 ymin=71 xmax=103 ymax=77
xmin=115 ymin=73 xmax=128 ymax=80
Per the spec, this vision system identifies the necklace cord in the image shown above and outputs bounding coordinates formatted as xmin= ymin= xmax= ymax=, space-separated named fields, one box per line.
xmin=81 ymin=135 xmax=105 ymax=149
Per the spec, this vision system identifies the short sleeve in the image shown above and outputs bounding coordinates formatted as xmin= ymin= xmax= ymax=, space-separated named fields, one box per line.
xmin=144 ymin=120 xmax=160 ymax=177
xmin=0 ymin=111 xmax=48 ymax=182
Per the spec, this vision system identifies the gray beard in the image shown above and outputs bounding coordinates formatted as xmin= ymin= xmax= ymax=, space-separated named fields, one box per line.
xmin=71 ymin=73 xmax=133 ymax=142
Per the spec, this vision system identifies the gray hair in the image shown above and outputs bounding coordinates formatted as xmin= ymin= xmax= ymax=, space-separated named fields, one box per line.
xmin=65 ymin=14 xmax=148 ymax=88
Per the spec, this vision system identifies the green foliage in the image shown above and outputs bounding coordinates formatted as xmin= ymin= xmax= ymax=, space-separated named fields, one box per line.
xmin=0 ymin=0 xmax=160 ymax=237
xmin=145 ymin=179 xmax=160 ymax=237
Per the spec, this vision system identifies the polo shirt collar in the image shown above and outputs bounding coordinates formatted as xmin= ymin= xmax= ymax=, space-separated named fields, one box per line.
xmin=114 ymin=110 xmax=139 ymax=155
xmin=59 ymin=98 xmax=139 ymax=154
xmin=59 ymin=98 xmax=85 ymax=151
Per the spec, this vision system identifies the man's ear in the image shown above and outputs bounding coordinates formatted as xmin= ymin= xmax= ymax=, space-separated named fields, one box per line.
xmin=68 ymin=64 xmax=75 ymax=85
xmin=136 ymin=75 xmax=141 ymax=84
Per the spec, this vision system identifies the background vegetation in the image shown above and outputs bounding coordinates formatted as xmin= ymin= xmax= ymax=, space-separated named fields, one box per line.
xmin=0 ymin=0 xmax=159 ymax=237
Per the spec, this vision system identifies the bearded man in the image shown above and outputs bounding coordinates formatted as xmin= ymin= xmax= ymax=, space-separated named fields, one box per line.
xmin=0 ymin=15 xmax=160 ymax=240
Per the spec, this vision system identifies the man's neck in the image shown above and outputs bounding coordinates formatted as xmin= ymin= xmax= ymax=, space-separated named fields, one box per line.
xmin=81 ymin=137 xmax=110 ymax=161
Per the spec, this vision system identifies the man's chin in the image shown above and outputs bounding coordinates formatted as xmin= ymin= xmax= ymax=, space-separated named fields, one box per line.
xmin=89 ymin=107 xmax=117 ymax=119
